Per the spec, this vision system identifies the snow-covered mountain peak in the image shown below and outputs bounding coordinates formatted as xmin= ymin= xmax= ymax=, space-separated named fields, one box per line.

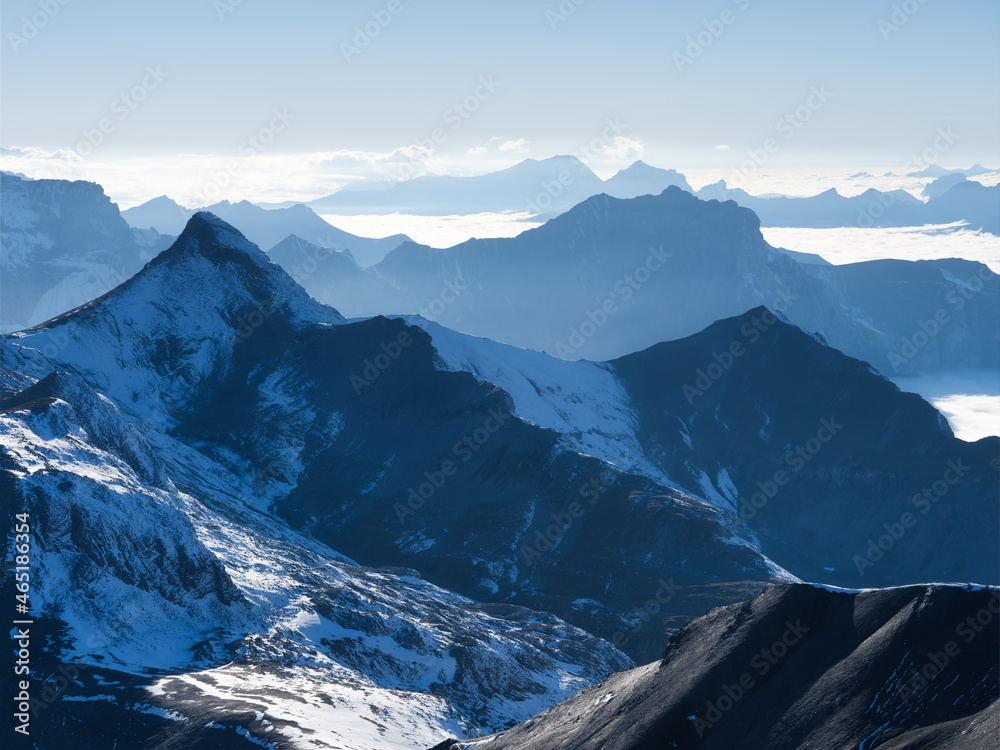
xmin=155 ymin=209 xmax=267 ymax=265
xmin=2 ymin=211 xmax=344 ymax=426
xmin=130 ymin=211 xmax=342 ymax=324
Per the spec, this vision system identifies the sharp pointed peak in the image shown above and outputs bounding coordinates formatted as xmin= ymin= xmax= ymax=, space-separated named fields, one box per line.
xmin=146 ymin=211 xmax=272 ymax=271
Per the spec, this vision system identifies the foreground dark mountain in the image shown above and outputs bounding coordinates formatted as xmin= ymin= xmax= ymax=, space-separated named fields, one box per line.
xmin=611 ymin=308 xmax=999 ymax=587
xmin=0 ymin=172 xmax=172 ymax=332
xmin=5 ymin=214 xmax=996 ymax=671
xmin=434 ymin=584 xmax=1000 ymax=750
xmin=373 ymin=187 xmax=998 ymax=371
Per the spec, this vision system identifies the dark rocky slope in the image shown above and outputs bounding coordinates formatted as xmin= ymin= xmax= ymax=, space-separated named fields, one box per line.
xmin=433 ymin=584 xmax=1000 ymax=750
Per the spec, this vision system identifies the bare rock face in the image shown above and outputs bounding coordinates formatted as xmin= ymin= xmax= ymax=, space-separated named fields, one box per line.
xmin=0 ymin=172 xmax=162 ymax=332
xmin=438 ymin=584 xmax=1000 ymax=750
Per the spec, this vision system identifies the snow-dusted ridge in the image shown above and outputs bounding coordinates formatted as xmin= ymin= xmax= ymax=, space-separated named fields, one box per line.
xmin=1 ymin=213 xmax=637 ymax=747
xmin=1 ymin=363 xmax=632 ymax=748
xmin=5 ymin=212 xmax=343 ymax=430
xmin=396 ymin=315 xmax=676 ymax=486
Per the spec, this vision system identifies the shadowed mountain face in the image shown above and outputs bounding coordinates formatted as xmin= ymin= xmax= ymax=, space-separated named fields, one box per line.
xmin=433 ymin=584 xmax=1000 ymax=750
xmin=801 ymin=257 xmax=1000 ymax=373
xmin=0 ymin=374 xmax=634 ymax=744
xmin=610 ymin=308 xmax=1000 ymax=588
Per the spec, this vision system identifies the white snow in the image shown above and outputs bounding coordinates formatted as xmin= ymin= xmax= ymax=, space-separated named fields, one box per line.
xmin=0 ymin=367 xmax=633 ymax=747
xmin=397 ymin=316 xmax=679 ymax=488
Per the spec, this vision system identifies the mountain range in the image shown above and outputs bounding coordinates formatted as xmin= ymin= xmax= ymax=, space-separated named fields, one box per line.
xmin=3 ymin=184 xmax=997 ymax=747
xmin=368 ymin=187 xmax=998 ymax=372
xmin=262 ymin=157 xmax=692 ymax=217
xmin=4 ymin=211 xmax=995 ymax=661
xmin=696 ymin=179 xmax=1000 ymax=234
xmin=907 ymin=163 xmax=995 ymax=178
xmin=11 ymin=174 xmax=998 ymax=377
xmin=122 ymin=195 xmax=411 ymax=268
xmin=262 ymin=155 xmax=1000 ymax=235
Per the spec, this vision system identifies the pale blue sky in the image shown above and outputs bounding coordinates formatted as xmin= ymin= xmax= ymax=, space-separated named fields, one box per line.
xmin=2 ymin=0 xmax=997 ymax=196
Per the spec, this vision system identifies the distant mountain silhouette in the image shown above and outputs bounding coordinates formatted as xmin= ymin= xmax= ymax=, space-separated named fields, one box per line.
xmin=123 ymin=196 xmax=411 ymax=267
